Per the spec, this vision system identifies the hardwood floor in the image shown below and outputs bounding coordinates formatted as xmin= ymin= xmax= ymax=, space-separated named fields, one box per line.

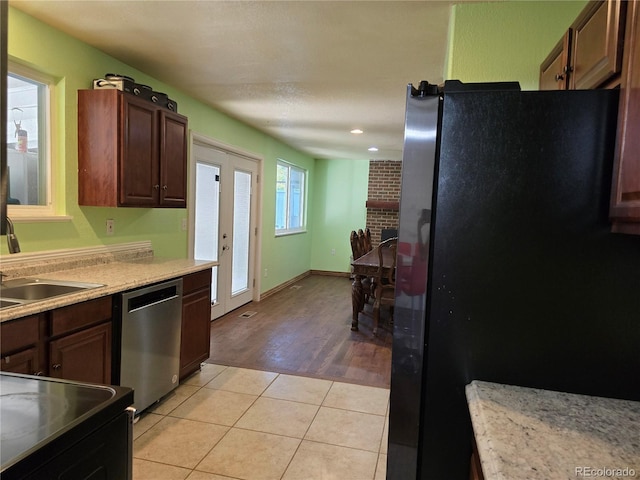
xmin=206 ymin=274 xmax=392 ymax=388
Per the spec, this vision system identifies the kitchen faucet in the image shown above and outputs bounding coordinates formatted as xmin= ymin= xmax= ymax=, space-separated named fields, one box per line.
xmin=6 ymin=217 xmax=21 ymax=254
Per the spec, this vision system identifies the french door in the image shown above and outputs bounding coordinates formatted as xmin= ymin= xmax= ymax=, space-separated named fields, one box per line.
xmin=191 ymin=142 xmax=259 ymax=320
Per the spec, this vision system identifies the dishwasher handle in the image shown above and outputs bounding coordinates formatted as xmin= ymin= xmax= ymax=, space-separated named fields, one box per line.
xmin=126 ymin=284 xmax=180 ymax=314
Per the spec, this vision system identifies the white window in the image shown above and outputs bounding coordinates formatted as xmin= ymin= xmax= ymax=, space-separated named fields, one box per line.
xmin=6 ymin=61 xmax=55 ymax=217
xmin=275 ymin=160 xmax=306 ymax=235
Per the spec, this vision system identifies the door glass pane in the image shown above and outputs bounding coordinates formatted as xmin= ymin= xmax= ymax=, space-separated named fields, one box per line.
xmin=194 ymin=162 xmax=220 ymax=303
xmin=232 ymin=170 xmax=251 ymax=295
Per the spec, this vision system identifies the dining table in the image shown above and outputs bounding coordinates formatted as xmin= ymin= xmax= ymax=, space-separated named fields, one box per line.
xmin=351 ymin=245 xmax=395 ymax=331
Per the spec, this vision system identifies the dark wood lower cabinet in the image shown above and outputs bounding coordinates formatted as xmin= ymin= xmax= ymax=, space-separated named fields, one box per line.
xmin=1 ymin=346 xmax=40 ymax=375
xmin=1 ymin=298 xmax=113 ymax=384
xmin=1 ymin=269 xmax=212 ymax=385
xmin=469 ymin=436 xmax=485 ymax=480
xmin=180 ymin=269 xmax=212 ymax=380
xmin=49 ymin=322 xmax=112 ymax=384
xmin=0 ymin=314 xmax=44 ymax=376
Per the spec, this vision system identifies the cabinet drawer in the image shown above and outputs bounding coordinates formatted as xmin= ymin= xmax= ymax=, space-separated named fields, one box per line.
xmin=0 ymin=314 xmax=40 ymax=354
xmin=51 ymin=296 xmax=113 ymax=336
xmin=183 ymin=269 xmax=212 ymax=294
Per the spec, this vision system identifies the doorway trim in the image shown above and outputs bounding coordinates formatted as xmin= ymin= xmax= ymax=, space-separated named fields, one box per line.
xmin=188 ymin=131 xmax=264 ymax=302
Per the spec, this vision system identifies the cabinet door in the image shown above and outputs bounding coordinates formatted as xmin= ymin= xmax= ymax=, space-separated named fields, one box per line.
xmin=78 ymin=89 xmax=120 ymax=207
xmin=0 ymin=314 xmax=45 ymax=375
xmin=1 ymin=347 xmax=41 ymax=376
xmin=50 ymin=322 xmax=112 ymax=384
xmin=610 ymin=0 xmax=640 ymax=234
xmin=540 ymin=31 xmax=572 ymax=90
xmin=159 ymin=110 xmax=188 ymax=207
xmin=180 ymin=287 xmax=212 ymax=380
xmin=120 ymin=94 xmax=159 ymax=206
xmin=570 ymin=0 xmax=626 ymax=89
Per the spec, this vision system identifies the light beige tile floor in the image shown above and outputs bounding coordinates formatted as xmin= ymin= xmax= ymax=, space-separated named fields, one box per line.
xmin=133 ymin=364 xmax=389 ymax=480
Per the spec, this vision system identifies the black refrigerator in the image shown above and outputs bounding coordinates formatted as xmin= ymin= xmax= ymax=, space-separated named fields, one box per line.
xmin=387 ymin=81 xmax=640 ymax=480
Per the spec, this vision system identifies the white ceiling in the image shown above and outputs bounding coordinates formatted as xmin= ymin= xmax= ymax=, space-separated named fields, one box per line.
xmin=11 ymin=0 xmax=456 ymax=161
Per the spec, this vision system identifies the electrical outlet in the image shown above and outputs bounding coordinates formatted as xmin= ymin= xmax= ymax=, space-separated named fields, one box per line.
xmin=264 ymin=268 xmax=268 ymax=278
xmin=331 ymin=248 xmax=336 ymax=255
xmin=181 ymin=218 xmax=187 ymax=231
xmin=106 ymin=219 xmax=114 ymax=235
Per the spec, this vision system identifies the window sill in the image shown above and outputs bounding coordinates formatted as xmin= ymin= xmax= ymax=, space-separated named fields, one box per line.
xmin=275 ymin=228 xmax=307 ymax=237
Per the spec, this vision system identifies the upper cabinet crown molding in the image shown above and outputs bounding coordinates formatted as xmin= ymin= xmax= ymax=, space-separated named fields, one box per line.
xmin=78 ymin=89 xmax=188 ymax=208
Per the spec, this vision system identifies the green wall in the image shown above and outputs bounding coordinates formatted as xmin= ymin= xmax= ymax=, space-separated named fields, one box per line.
xmin=3 ymin=1 xmax=592 ymax=286
xmin=3 ymin=6 xmax=316 ymax=293
xmin=446 ymin=1 xmax=588 ymax=89
xmin=310 ymin=158 xmax=369 ymax=272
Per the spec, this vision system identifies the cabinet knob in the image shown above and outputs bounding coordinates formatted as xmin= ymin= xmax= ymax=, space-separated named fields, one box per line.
xmin=162 ymin=185 xmax=168 ymax=190
xmin=554 ymin=73 xmax=565 ymax=82
xmin=52 ymin=364 xmax=61 ymax=371
xmin=154 ymin=184 xmax=160 ymax=190
xmin=34 ymin=371 xmax=44 ymax=376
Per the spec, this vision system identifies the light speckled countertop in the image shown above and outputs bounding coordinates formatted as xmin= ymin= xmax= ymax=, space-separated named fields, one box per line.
xmin=0 ymin=256 xmax=216 ymax=322
xmin=466 ymin=380 xmax=640 ymax=480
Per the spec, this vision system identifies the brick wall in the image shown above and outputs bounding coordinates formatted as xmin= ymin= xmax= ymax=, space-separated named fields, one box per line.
xmin=366 ymin=160 xmax=401 ymax=245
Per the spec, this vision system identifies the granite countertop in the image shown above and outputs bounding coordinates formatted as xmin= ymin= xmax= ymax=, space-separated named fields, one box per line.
xmin=466 ymin=380 xmax=640 ymax=480
xmin=0 ymin=254 xmax=216 ymax=322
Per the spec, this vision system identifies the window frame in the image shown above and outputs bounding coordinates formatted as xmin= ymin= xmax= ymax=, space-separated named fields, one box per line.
xmin=6 ymin=60 xmax=58 ymax=219
xmin=275 ymin=159 xmax=307 ymax=236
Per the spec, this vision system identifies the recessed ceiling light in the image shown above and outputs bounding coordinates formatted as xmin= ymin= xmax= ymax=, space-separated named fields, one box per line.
xmin=350 ymin=129 xmax=364 ymax=134
xmin=368 ymin=147 xmax=379 ymax=152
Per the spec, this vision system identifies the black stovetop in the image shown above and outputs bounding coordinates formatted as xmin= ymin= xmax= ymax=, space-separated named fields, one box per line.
xmin=0 ymin=372 xmax=133 ymax=475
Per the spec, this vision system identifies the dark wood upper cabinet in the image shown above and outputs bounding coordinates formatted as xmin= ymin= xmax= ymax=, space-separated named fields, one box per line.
xmin=539 ymin=1 xmax=626 ymax=90
xmin=570 ymin=0 xmax=626 ymax=89
xmin=540 ymin=0 xmax=639 ymax=234
xmin=78 ymin=89 xmax=187 ymax=208
xmin=540 ymin=31 xmax=572 ymax=90
xmin=610 ymin=0 xmax=640 ymax=234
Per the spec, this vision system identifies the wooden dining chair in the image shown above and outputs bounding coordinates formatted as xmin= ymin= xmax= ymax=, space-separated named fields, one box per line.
xmin=350 ymin=230 xmax=373 ymax=304
xmin=359 ymin=228 xmax=372 ymax=254
xmin=373 ymin=237 xmax=397 ymax=335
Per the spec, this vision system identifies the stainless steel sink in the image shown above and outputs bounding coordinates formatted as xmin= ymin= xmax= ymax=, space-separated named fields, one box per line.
xmin=0 ymin=299 xmax=21 ymax=309
xmin=0 ymin=278 xmax=104 ymax=309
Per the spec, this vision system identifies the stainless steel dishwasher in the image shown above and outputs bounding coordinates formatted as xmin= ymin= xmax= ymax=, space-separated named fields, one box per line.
xmin=119 ymin=278 xmax=183 ymax=413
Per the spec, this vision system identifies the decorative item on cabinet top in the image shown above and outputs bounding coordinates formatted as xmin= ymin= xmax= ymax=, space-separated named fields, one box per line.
xmin=92 ymin=73 xmax=178 ymax=112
